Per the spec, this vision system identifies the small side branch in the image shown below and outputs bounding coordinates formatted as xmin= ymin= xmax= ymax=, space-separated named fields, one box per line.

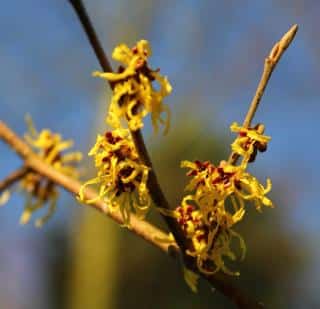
xmin=0 ymin=166 xmax=29 ymax=193
xmin=229 ymin=24 xmax=298 ymax=164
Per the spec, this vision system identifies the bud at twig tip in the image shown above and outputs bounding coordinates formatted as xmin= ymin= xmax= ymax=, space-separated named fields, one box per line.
xmin=269 ymin=24 xmax=298 ymax=61
xmin=281 ymin=24 xmax=298 ymax=48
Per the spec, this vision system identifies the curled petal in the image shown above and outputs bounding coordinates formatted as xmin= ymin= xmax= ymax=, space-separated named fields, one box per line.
xmin=112 ymin=43 xmax=133 ymax=65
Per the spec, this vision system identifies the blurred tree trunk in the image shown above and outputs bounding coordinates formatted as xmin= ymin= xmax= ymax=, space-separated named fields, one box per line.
xmin=67 ymin=209 xmax=119 ymax=309
xmin=66 ymin=89 xmax=120 ymax=309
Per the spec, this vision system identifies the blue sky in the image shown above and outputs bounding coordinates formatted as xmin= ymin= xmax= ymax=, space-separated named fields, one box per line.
xmin=1 ymin=0 xmax=319 ymax=306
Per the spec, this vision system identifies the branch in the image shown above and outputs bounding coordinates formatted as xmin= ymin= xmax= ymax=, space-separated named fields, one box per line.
xmin=130 ymin=130 xmax=189 ymax=249
xmin=68 ymin=0 xmax=113 ymax=76
xmin=68 ymin=0 xmax=188 ymax=250
xmin=0 ymin=120 xmax=177 ymax=255
xmin=228 ymin=24 xmax=298 ymax=164
xmin=0 ymin=166 xmax=29 ymax=193
xmin=66 ymin=2 xmax=265 ymax=307
xmin=0 ymin=120 xmax=263 ymax=308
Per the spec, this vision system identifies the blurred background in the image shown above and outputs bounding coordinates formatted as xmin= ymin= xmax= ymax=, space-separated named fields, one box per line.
xmin=0 ymin=1 xmax=319 ymax=308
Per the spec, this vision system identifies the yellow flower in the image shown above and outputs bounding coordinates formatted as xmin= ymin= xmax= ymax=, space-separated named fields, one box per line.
xmin=20 ymin=116 xmax=82 ymax=227
xmin=93 ymin=40 xmax=172 ymax=134
xmin=182 ymin=160 xmax=273 ymax=214
xmin=177 ymin=157 xmax=273 ymax=276
xmin=202 ymin=228 xmax=246 ymax=276
xmin=79 ymin=128 xmax=150 ymax=226
xmin=173 ymin=203 xmax=246 ymax=276
xmin=230 ymin=122 xmax=271 ymax=165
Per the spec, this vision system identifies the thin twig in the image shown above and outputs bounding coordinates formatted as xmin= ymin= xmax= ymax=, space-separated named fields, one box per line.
xmin=67 ymin=0 xmax=188 ymax=250
xmin=0 ymin=166 xmax=29 ymax=193
xmin=0 ymin=120 xmax=263 ymax=308
xmin=228 ymin=24 xmax=298 ymax=165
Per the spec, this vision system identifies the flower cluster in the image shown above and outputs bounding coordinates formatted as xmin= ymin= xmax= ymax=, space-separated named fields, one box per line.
xmin=79 ymin=128 xmax=150 ymax=226
xmin=176 ymin=123 xmax=273 ymax=275
xmin=174 ymin=203 xmax=245 ymax=276
xmin=230 ymin=122 xmax=270 ymax=165
xmin=21 ymin=117 xmax=82 ymax=227
xmin=93 ymin=40 xmax=172 ymax=134
xmin=80 ymin=40 xmax=171 ymax=225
